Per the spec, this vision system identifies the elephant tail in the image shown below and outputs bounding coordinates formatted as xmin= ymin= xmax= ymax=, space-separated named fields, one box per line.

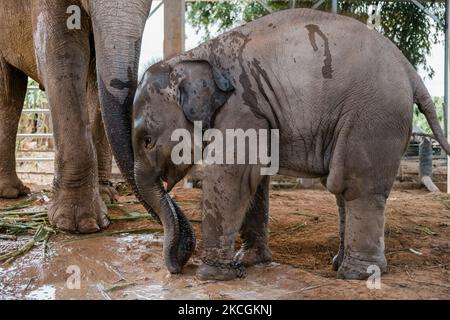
xmin=413 ymin=74 xmax=450 ymax=156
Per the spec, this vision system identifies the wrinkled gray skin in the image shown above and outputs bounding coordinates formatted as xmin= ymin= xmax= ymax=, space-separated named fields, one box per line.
xmin=87 ymin=68 xmax=117 ymax=205
xmin=0 ymin=0 xmax=158 ymax=233
xmin=134 ymin=8 xmax=450 ymax=280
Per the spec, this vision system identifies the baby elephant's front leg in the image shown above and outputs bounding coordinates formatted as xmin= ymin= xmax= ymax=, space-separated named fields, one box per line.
xmin=197 ymin=165 xmax=261 ymax=281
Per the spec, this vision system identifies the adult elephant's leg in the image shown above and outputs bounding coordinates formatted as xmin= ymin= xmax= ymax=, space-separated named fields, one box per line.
xmin=337 ymin=194 xmax=387 ymax=279
xmin=34 ymin=1 xmax=109 ymax=233
xmin=0 ymin=57 xmax=30 ymax=198
xmin=197 ymin=165 xmax=261 ymax=281
xmin=332 ymin=194 xmax=346 ymax=271
xmin=234 ymin=176 xmax=272 ymax=267
xmin=87 ymin=64 xmax=117 ymax=204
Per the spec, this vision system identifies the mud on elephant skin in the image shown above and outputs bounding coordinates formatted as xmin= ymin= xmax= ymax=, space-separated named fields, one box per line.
xmin=0 ymin=0 xmax=153 ymax=233
xmin=133 ymin=8 xmax=450 ymax=281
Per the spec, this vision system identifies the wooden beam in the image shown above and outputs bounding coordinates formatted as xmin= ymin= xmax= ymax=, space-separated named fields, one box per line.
xmin=184 ymin=0 xmax=446 ymax=2
xmin=164 ymin=0 xmax=185 ymax=59
xmin=446 ymin=0 xmax=450 ymax=192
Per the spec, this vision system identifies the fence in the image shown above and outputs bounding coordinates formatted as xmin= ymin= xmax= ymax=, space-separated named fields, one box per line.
xmin=16 ymin=86 xmax=54 ymax=185
xmin=17 ymin=85 xmax=123 ymax=185
xmin=17 ymin=85 xmax=54 ymax=163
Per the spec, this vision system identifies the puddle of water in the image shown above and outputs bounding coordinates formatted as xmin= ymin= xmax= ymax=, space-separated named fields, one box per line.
xmin=117 ymin=233 xmax=163 ymax=244
xmin=122 ymin=284 xmax=166 ymax=300
xmin=26 ymin=285 xmax=56 ymax=300
xmin=0 ymin=230 xmax=327 ymax=300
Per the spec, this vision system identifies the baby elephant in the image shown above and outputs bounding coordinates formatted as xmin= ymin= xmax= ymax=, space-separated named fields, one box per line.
xmin=132 ymin=8 xmax=450 ymax=281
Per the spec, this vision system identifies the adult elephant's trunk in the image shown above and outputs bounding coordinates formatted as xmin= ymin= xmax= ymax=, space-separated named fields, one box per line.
xmin=90 ymin=1 xmax=149 ymax=203
xmin=89 ymin=1 xmax=195 ymax=272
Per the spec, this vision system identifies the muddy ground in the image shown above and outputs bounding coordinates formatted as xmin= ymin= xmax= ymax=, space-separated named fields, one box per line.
xmin=1 ymin=184 xmax=450 ymax=300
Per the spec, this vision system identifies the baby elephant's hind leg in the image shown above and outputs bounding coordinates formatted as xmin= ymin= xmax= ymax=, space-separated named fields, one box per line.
xmin=337 ymin=194 xmax=387 ymax=280
xmin=234 ymin=176 xmax=272 ymax=267
xmin=321 ymin=176 xmax=346 ymax=271
xmin=331 ymin=98 xmax=409 ymax=279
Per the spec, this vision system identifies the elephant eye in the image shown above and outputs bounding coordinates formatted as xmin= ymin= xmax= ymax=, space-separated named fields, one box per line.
xmin=143 ymin=136 xmax=154 ymax=149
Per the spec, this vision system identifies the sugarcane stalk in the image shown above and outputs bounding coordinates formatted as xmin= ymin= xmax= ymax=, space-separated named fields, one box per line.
xmin=0 ymin=196 xmax=37 ymax=212
xmin=0 ymin=210 xmax=47 ymax=216
xmin=0 ymin=222 xmax=33 ymax=230
xmin=104 ymin=282 xmax=136 ymax=292
xmin=109 ymin=215 xmax=152 ymax=222
xmin=0 ymin=235 xmax=17 ymax=241
xmin=42 ymin=230 xmax=54 ymax=257
xmin=62 ymin=227 xmax=163 ymax=243
xmin=0 ymin=225 xmax=48 ymax=264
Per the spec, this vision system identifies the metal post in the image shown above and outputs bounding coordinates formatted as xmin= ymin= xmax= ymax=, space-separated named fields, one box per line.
xmin=446 ymin=0 xmax=450 ymax=192
xmin=332 ymin=0 xmax=338 ymax=14
xmin=445 ymin=0 xmax=449 ymax=138
xmin=312 ymin=0 xmax=325 ymax=10
xmin=411 ymin=0 xmax=445 ymax=27
xmin=149 ymin=0 xmax=164 ymax=18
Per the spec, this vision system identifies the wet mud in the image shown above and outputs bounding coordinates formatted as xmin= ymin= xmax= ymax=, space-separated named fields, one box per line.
xmin=1 ymin=186 xmax=449 ymax=300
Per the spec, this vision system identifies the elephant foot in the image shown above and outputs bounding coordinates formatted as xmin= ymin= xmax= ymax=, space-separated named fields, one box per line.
xmin=336 ymin=253 xmax=387 ymax=280
xmin=197 ymin=261 xmax=246 ymax=281
xmin=48 ymin=187 xmax=110 ymax=233
xmin=99 ymin=180 xmax=118 ymax=204
xmin=0 ymin=175 xmax=31 ymax=199
xmin=332 ymin=248 xmax=344 ymax=271
xmin=234 ymin=245 xmax=272 ymax=267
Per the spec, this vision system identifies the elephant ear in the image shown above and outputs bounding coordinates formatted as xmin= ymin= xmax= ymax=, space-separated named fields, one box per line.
xmin=175 ymin=61 xmax=234 ymax=129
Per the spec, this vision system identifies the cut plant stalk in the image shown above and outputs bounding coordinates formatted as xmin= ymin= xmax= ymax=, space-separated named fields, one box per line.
xmin=62 ymin=227 xmax=163 ymax=243
xmin=0 ymin=196 xmax=37 ymax=212
xmin=109 ymin=215 xmax=152 ymax=222
xmin=0 ymin=210 xmax=47 ymax=216
xmin=105 ymin=281 xmax=136 ymax=292
xmin=0 ymin=235 xmax=17 ymax=241
xmin=0 ymin=225 xmax=51 ymax=265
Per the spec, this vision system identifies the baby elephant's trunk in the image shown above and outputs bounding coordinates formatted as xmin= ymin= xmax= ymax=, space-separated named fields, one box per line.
xmin=134 ymin=165 xmax=196 ymax=273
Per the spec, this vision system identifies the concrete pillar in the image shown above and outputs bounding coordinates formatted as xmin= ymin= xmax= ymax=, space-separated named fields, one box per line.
xmin=331 ymin=0 xmax=338 ymax=14
xmin=164 ymin=0 xmax=185 ymax=59
xmin=446 ymin=0 xmax=450 ymax=192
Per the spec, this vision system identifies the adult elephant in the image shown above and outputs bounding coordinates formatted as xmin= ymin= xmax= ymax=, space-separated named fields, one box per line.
xmin=0 ymin=0 xmax=162 ymax=234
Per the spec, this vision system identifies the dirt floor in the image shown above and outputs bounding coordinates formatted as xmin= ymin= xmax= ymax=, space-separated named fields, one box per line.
xmin=1 ymin=183 xmax=450 ymax=300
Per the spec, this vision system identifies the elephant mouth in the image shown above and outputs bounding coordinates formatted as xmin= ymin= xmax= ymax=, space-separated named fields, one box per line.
xmin=161 ymin=174 xmax=169 ymax=191
xmin=161 ymin=164 xmax=190 ymax=193
xmin=160 ymin=172 xmax=174 ymax=192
